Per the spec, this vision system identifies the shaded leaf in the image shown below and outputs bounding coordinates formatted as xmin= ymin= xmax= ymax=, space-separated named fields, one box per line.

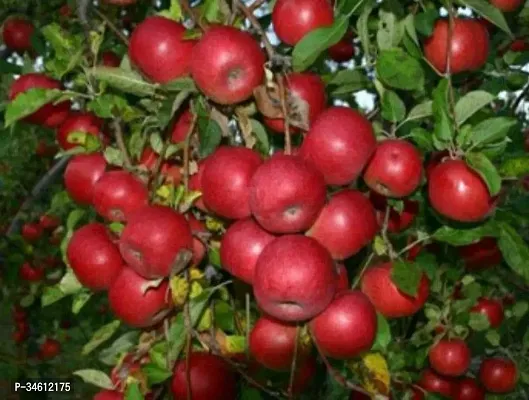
xmin=390 ymin=260 xmax=421 ymax=297
xmin=466 ymin=152 xmax=501 ymax=196
xmin=458 ymin=0 xmax=512 ymax=36
xmin=455 ymin=90 xmax=495 ymax=126
xmin=376 ymin=48 xmax=425 ymax=90
xmin=499 ymin=156 xmax=529 ymax=178
xmin=73 ymin=369 xmax=113 ymax=389
xmin=432 ymin=221 xmax=498 ymax=246
xmin=91 ymin=67 xmax=157 ymax=96
xmin=82 ymin=320 xmax=121 ymax=355
xmin=5 ymin=89 xmax=63 ymax=128
xmin=371 ymin=313 xmax=391 ymax=352
xmin=497 ymin=222 xmax=529 ymax=284
xmin=381 ymin=90 xmax=406 ymax=122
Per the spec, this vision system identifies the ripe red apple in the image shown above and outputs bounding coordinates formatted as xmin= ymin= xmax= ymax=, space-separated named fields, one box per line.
xmin=452 ymin=378 xmax=485 ymax=400
xmin=249 ymin=154 xmax=326 ymax=233
xmin=428 ymin=339 xmax=471 ymax=377
xmin=19 ymin=262 xmax=44 ymax=281
xmin=171 ymin=352 xmax=237 ymax=400
xmin=220 ymin=218 xmax=275 ymax=284
xmin=369 ymin=191 xmax=419 ymax=233
xmin=9 ymin=73 xmax=70 ymax=127
xmin=191 ymin=25 xmax=265 ymax=104
xmin=188 ymin=215 xmax=207 ymax=266
xmin=92 ymin=170 xmax=149 ymax=222
xmin=170 ymin=108 xmax=193 ymax=143
xmin=328 ymin=32 xmax=355 ymax=62
xmin=249 ymin=315 xmax=303 ymax=370
xmin=301 ymin=107 xmax=377 ymax=185
xmin=67 ymin=223 xmax=124 ymax=290
xmin=272 ymin=0 xmax=334 ymax=46
xmin=479 ymin=358 xmax=517 ymax=393
xmin=64 ymin=153 xmax=107 ymax=205
xmin=490 ymin=0 xmax=523 ymax=12
xmin=119 ymin=205 xmax=193 ymax=279
xmin=94 ymin=390 xmax=124 ymax=400
xmin=470 ymin=298 xmax=504 ymax=328
xmin=129 ymin=16 xmax=194 ymax=83
xmin=201 ymin=146 xmax=262 ymax=219
xmin=335 ymin=263 xmax=349 ymax=291
xmin=21 ymin=222 xmax=43 ymax=242
xmin=458 ymin=237 xmax=502 ymax=270
xmin=510 ymin=39 xmax=529 ymax=52
xmin=310 ymin=290 xmax=377 ymax=359
xmin=38 ymin=338 xmax=61 ymax=360
xmin=101 ymin=51 xmax=121 ymax=67
xmin=2 ymin=17 xmax=34 ymax=53
xmin=307 ymin=190 xmax=378 ymax=260
xmin=108 ymin=267 xmax=172 ymax=327
xmin=253 ymin=235 xmax=336 ymax=322
xmin=39 ymin=214 xmax=60 ymax=230
xmin=428 ymin=159 xmax=494 ymax=223
xmin=361 ymin=262 xmax=430 ymax=318
xmin=418 ymin=369 xmax=455 ymax=397
xmin=424 ymin=19 xmax=489 ymax=74
xmin=139 ymin=147 xmax=182 ymax=185
xmin=56 ymin=111 xmax=108 ymax=150
xmin=263 ymin=73 xmax=327 ymax=133
xmin=363 ymin=139 xmax=423 ymax=197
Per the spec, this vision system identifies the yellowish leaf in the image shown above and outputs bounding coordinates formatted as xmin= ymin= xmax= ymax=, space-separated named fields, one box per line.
xmin=348 ymin=352 xmax=390 ymax=397
xmin=205 ymin=216 xmax=224 ymax=232
xmin=196 ymin=307 xmax=212 ymax=332
xmin=170 ymin=275 xmax=189 ymax=307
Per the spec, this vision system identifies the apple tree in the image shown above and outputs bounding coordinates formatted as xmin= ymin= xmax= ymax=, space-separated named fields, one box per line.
xmin=1 ymin=0 xmax=529 ymax=399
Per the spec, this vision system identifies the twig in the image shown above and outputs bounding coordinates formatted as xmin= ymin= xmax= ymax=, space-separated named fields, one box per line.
xmin=183 ymin=112 xmax=198 ymax=192
xmin=93 ymin=8 xmax=129 ymax=46
xmin=352 ymin=251 xmax=375 ymax=289
xmin=381 ymin=205 xmax=396 ymax=259
xmin=179 ymin=0 xmax=207 ymax=31
xmin=277 ymin=74 xmax=292 ymax=154
xmin=397 ymin=236 xmax=430 ymax=257
xmin=184 ymin=270 xmax=192 ymax=400
xmin=249 ymin=0 xmax=267 ymax=12
xmin=112 ymin=119 xmax=132 ymax=169
xmin=287 ymin=326 xmax=301 ymax=398
xmin=236 ymin=0 xmax=276 ymax=61
xmin=366 ymin=107 xmax=379 ymax=121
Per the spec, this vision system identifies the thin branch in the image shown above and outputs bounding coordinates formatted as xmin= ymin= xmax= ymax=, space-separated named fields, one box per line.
xmin=183 ymin=112 xmax=198 ymax=192
xmin=277 ymin=74 xmax=292 ymax=154
xmin=287 ymin=325 xmax=301 ymax=398
xmin=179 ymin=0 xmax=207 ymax=31
xmin=112 ymin=119 xmax=132 ymax=169
xmin=352 ymin=251 xmax=374 ymax=289
xmin=381 ymin=205 xmax=396 ymax=259
xmin=236 ymin=0 xmax=276 ymax=61
xmin=249 ymin=0 xmax=267 ymax=12
xmin=397 ymin=236 xmax=430 ymax=258
xmin=93 ymin=8 xmax=129 ymax=46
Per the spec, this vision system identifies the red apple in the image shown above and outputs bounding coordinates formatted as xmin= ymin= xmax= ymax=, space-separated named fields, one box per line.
xmin=129 ymin=16 xmax=194 ymax=83
xmin=119 ymin=205 xmax=193 ymax=279
xmin=429 ymin=339 xmax=471 ymax=377
xmin=19 ymin=262 xmax=44 ymax=281
xmin=428 ymin=159 xmax=494 ymax=223
xmin=361 ymin=262 xmax=430 ymax=318
xmin=369 ymin=191 xmax=419 ymax=233
xmin=56 ymin=112 xmax=108 ymax=150
xmin=490 ymin=0 xmax=523 ymax=12
xmin=67 ymin=223 xmax=124 ymax=290
xmin=253 ymin=235 xmax=336 ymax=322
xmin=92 ymin=170 xmax=149 ymax=222
xmin=220 ymin=218 xmax=275 ymax=284
xmin=94 ymin=390 xmax=124 ymax=400
xmin=335 ymin=263 xmax=349 ymax=291
xmin=457 ymin=237 xmax=502 ymax=270
xmin=310 ymin=290 xmax=377 ymax=359
xmin=307 ymin=190 xmax=378 ymax=260
xmin=452 ymin=378 xmax=485 ymax=400
xmin=2 ymin=17 xmax=34 ymax=53
xmin=59 ymin=5 xmax=72 ymax=17
xmin=363 ymin=139 xmax=423 ymax=198
xmin=21 ymin=222 xmax=43 ymax=242
xmin=170 ymin=108 xmax=193 ymax=143
xmin=301 ymin=107 xmax=377 ymax=185
xmin=101 ymin=51 xmax=121 ymax=67
xmin=424 ymin=19 xmax=489 ymax=74
xmin=479 ymin=358 xmax=518 ymax=393
xmin=201 ymin=146 xmax=262 ymax=219
xmin=191 ymin=25 xmax=265 ymax=104
xmin=470 ymin=298 xmax=504 ymax=328
xmin=272 ymin=0 xmax=334 ymax=46
xmin=510 ymin=39 xmax=529 ymax=52
xmin=189 ymin=158 xmax=209 ymax=212
xmin=328 ymin=32 xmax=355 ymax=62
xmin=139 ymin=147 xmax=182 ymax=185
xmin=263 ymin=73 xmax=327 ymax=133
xmin=188 ymin=215 xmax=207 ymax=266
xmin=12 ymin=330 xmax=27 ymax=344
xmin=171 ymin=352 xmax=237 ymax=400
xmin=418 ymin=369 xmax=455 ymax=397
xmin=9 ymin=73 xmax=70 ymax=127
xmin=39 ymin=214 xmax=60 ymax=230
xmin=249 ymin=315 xmax=303 ymax=370
xmin=108 ymin=267 xmax=172 ymax=327
xmin=64 ymin=153 xmax=107 ymax=204
xmin=249 ymin=154 xmax=326 ymax=233
xmin=38 ymin=338 xmax=61 ymax=360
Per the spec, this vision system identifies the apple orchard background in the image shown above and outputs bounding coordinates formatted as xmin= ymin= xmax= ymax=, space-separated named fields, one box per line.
xmin=1 ymin=0 xmax=529 ymax=399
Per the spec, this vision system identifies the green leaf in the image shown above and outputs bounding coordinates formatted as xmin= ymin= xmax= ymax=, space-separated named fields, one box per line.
xmin=87 ymin=94 xmax=141 ymax=121
xmin=381 ymin=90 xmax=406 ymax=122
xmin=91 ymin=67 xmax=157 ymax=97
xmin=326 ymin=69 xmax=370 ymax=94
xmin=73 ymin=369 xmax=113 ymax=389
xmin=390 ymin=260 xmax=422 ymax=297
xmin=406 ymin=101 xmax=432 ymax=122
xmin=376 ymin=48 xmax=425 ymax=91
xmin=41 ymin=285 xmax=68 ymax=307
xmin=250 ymin=119 xmax=270 ymax=156
xmin=432 ymin=79 xmax=454 ymax=143
xmin=455 ymin=91 xmax=495 ymax=126
xmin=485 ymin=330 xmax=501 ymax=346
xmin=408 ymin=127 xmax=434 ymax=151
xmin=497 ymin=222 xmax=529 ymax=284
xmin=161 ymin=77 xmax=197 ymax=92
xmin=125 ymin=382 xmax=143 ymax=400
xmin=432 ymin=221 xmax=497 ymax=246
xmin=103 ymin=147 xmax=124 ymax=167
xmin=458 ymin=0 xmax=512 ymax=36
xmin=99 ymin=332 xmax=140 ymax=366
xmin=240 ymin=386 xmax=264 ymax=400
xmin=149 ymin=133 xmax=164 ymax=154
xmin=143 ymin=363 xmax=172 ymax=385
xmin=499 ymin=156 xmax=529 ymax=178
xmin=67 ymin=209 xmax=86 ymax=231
xmin=292 ymin=16 xmax=349 ymax=72
xmin=198 ymin=116 xmax=222 ymax=158
xmin=72 ymin=291 xmax=92 ymax=314
xmin=371 ymin=313 xmax=391 ymax=351
xmin=468 ymin=117 xmax=516 ymax=149
xmin=414 ymin=9 xmax=438 ymax=36
xmin=357 ymin=4 xmax=373 ymax=59
xmin=512 ymin=301 xmax=528 ymax=318
xmin=469 ymin=312 xmax=490 ymax=331
xmin=82 ymin=320 xmax=121 ymax=355
xmin=466 ymin=152 xmax=502 ymax=196
xmin=158 ymin=0 xmax=183 ymax=21
xmin=402 ymin=14 xmax=419 ymax=46
xmin=376 ymin=10 xmax=404 ymax=50
xmin=0 ymin=59 xmax=22 ymax=74
xmin=5 ymin=88 xmax=63 ymax=128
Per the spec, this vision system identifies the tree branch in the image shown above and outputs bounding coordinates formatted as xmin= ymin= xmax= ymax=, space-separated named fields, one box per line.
xmin=112 ymin=119 xmax=132 ymax=169
xmin=277 ymin=74 xmax=292 ymax=155
xmin=93 ymin=8 xmax=129 ymax=46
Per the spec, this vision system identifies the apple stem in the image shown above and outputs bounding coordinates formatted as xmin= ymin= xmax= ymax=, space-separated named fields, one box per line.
xmin=277 ymin=74 xmax=292 ymax=155
xmin=112 ymin=118 xmax=132 ymax=169
xmin=287 ymin=325 xmax=301 ymax=398
xmin=381 ymin=205 xmax=396 ymax=260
